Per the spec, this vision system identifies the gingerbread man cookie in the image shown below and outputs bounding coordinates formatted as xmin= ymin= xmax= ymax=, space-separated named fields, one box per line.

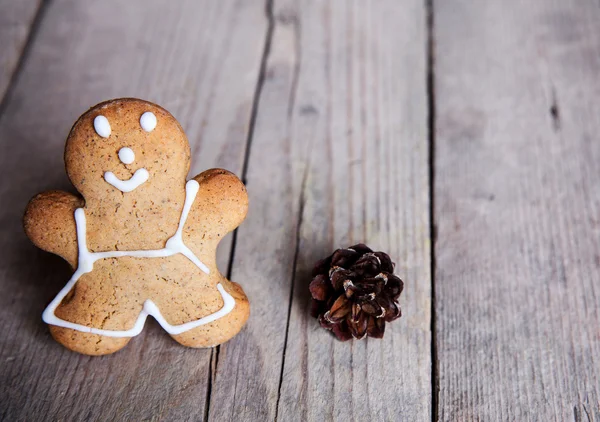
xmin=24 ymin=98 xmax=250 ymax=355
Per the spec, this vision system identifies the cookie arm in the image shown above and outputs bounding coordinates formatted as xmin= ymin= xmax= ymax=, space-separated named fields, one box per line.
xmin=190 ymin=169 xmax=249 ymax=238
xmin=23 ymin=191 xmax=83 ymax=268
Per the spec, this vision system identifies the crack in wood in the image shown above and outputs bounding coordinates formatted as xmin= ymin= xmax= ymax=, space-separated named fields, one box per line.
xmin=573 ymin=404 xmax=593 ymax=422
xmin=285 ymin=9 xmax=301 ymax=120
xmin=274 ymin=131 xmax=313 ymax=422
xmin=550 ymin=86 xmax=561 ymax=132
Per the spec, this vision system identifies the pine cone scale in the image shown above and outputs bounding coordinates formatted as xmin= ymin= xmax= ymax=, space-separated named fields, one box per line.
xmin=327 ymin=295 xmax=351 ymax=322
xmin=309 ymin=274 xmax=330 ymax=301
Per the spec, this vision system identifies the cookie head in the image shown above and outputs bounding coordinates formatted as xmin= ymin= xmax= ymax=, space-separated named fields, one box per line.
xmin=65 ymin=98 xmax=191 ymax=200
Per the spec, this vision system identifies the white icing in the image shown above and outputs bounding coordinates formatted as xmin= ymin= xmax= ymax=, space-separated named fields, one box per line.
xmin=42 ymin=180 xmax=234 ymax=338
xmin=140 ymin=112 xmax=157 ymax=132
xmin=118 ymin=147 xmax=135 ymax=164
xmin=104 ymin=168 xmax=149 ymax=192
xmin=93 ymin=115 xmax=111 ymax=138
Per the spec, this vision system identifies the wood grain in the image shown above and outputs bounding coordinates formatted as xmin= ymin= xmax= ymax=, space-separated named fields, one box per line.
xmin=0 ymin=0 xmax=267 ymax=420
xmin=434 ymin=0 xmax=600 ymax=420
xmin=0 ymin=0 xmax=42 ymax=104
xmin=208 ymin=0 xmax=431 ymax=421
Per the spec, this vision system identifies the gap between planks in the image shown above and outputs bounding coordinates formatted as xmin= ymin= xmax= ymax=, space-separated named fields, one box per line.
xmin=0 ymin=0 xmax=48 ymax=117
xmin=426 ymin=1 xmax=439 ymax=421
xmin=205 ymin=0 xmax=276 ymax=420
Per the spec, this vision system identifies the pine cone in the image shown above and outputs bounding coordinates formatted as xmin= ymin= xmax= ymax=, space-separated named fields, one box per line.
xmin=309 ymin=244 xmax=404 ymax=341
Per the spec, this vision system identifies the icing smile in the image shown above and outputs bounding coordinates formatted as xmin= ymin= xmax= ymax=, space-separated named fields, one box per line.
xmin=103 ymin=146 xmax=149 ymax=192
xmin=104 ymin=168 xmax=149 ymax=192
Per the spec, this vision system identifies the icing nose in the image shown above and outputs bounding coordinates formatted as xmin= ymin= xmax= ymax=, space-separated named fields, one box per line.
xmin=118 ymin=147 xmax=135 ymax=164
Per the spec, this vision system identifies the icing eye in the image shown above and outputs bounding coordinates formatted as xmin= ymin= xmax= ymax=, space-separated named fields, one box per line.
xmin=140 ymin=111 xmax=157 ymax=132
xmin=94 ymin=115 xmax=111 ymax=138
xmin=118 ymin=147 xmax=135 ymax=164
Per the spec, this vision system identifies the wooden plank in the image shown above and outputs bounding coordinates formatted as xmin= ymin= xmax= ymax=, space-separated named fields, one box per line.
xmin=435 ymin=0 xmax=600 ymax=419
xmin=208 ymin=0 xmax=431 ymax=420
xmin=0 ymin=0 xmax=41 ymax=104
xmin=0 ymin=0 xmax=267 ymax=420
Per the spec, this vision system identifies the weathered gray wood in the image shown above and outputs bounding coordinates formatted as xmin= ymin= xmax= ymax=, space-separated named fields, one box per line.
xmin=0 ymin=0 xmax=267 ymax=420
xmin=208 ymin=0 xmax=431 ymax=421
xmin=0 ymin=0 xmax=41 ymax=104
xmin=435 ymin=0 xmax=600 ymax=420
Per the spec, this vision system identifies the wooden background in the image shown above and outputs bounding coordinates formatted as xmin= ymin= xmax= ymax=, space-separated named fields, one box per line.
xmin=0 ymin=0 xmax=598 ymax=421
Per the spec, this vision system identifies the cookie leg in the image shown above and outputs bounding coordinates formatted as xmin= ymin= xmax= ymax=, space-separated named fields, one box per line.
xmin=167 ymin=281 xmax=250 ymax=348
xmin=48 ymin=266 xmax=143 ymax=355
xmin=49 ymin=326 xmax=131 ymax=356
